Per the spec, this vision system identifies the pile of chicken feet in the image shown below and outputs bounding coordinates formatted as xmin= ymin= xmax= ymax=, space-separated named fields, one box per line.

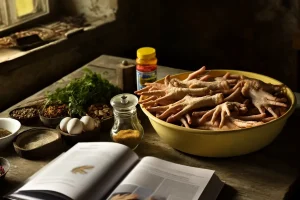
xmin=135 ymin=66 xmax=289 ymax=130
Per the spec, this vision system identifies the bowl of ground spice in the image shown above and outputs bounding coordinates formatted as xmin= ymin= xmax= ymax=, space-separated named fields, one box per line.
xmin=13 ymin=128 xmax=63 ymax=160
xmin=0 ymin=157 xmax=10 ymax=181
xmin=0 ymin=118 xmax=21 ymax=150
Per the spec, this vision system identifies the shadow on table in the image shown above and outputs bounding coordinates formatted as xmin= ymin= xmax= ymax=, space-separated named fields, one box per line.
xmin=217 ymin=184 xmax=237 ymax=200
xmin=0 ymin=178 xmax=20 ymax=199
xmin=173 ymin=116 xmax=300 ymax=177
xmin=284 ymin=176 xmax=300 ymax=200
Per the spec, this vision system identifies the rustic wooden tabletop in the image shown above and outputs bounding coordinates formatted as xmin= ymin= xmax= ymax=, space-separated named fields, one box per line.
xmin=0 ymin=55 xmax=300 ymax=200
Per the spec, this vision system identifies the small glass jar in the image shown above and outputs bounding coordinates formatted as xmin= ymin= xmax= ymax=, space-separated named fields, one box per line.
xmin=110 ymin=93 xmax=144 ymax=150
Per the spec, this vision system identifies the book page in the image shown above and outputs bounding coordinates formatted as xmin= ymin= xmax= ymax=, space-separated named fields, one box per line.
xmin=16 ymin=142 xmax=139 ymax=200
xmin=107 ymin=157 xmax=219 ymax=200
xmin=5 ymin=153 xmax=67 ymax=200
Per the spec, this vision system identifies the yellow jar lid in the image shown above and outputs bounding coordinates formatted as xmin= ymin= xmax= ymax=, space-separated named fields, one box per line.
xmin=137 ymin=47 xmax=156 ymax=59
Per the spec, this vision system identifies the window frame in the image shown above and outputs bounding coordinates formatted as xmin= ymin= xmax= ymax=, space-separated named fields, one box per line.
xmin=0 ymin=0 xmax=9 ymax=28
xmin=0 ymin=0 xmax=55 ymax=33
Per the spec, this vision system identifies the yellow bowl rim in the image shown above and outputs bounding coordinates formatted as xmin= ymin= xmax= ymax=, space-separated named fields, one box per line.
xmin=140 ymin=69 xmax=296 ymax=135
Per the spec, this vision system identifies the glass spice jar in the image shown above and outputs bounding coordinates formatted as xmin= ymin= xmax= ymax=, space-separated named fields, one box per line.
xmin=110 ymin=93 xmax=144 ymax=150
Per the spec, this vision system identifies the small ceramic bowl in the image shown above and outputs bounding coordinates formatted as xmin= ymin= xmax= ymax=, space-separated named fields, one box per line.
xmin=13 ymin=128 xmax=63 ymax=160
xmin=0 ymin=118 xmax=21 ymax=150
xmin=56 ymin=125 xmax=102 ymax=146
xmin=9 ymin=106 xmax=40 ymax=125
xmin=39 ymin=104 xmax=69 ymax=128
xmin=39 ymin=114 xmax=65 ymax=128
xmin=0 ymin=157 xmax=10 ymax=181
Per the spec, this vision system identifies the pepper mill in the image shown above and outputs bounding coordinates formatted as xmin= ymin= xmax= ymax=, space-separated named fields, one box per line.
xmin=110 ymin=93 xmax=144 ymax=150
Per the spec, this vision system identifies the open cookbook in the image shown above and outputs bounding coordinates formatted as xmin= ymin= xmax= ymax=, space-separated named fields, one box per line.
xmin=5 ymin=142 xmax=224 ymax=200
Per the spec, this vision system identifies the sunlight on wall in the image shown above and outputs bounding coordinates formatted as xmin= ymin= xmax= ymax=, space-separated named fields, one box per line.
xmin=16 ymin=0 xmax=35 ymax=17
xmin=61 ymin=0 xmax=118 ymax=22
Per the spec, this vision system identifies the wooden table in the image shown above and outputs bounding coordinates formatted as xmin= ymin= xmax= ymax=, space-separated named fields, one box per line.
xmin=0 ymin=55 xmax=300 ymax=200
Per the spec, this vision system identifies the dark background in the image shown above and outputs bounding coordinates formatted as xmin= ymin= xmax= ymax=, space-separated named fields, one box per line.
xmin=0 ymin=0 xmax=299 ymax=110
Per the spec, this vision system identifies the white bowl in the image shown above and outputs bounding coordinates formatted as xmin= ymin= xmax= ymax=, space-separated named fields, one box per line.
xmin=0 ymin=118 xmax=21 ymax=150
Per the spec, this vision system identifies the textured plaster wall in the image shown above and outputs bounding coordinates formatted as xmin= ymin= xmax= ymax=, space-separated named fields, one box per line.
xmin=176 ymin=0 xmax=299 ymax=88
xmin=0 ymin=0 xmax=299 ymax=111
xmin=0 ymin=47 xmax=82 ymax=108
xmin=60 ymin=0 xmax=118 ymax=22
xmin=126 ymin=0 xmax=299 ymax=90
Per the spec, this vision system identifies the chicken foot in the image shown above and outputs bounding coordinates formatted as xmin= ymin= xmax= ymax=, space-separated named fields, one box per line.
xmin=229 ymin=117 xmax=264 ymax=128
xmin=183 ymin=114 xmax=263 ymax=130
xmin=214 ymin=72 xmax=240 ymax=84
xmin=196 ymin=119 xmax=240 ymax=130
xmin=241 ymin=82 xmax=287 ymax=118
xmin=235 ymin=113 xmax=266 ymax=121
xmin=168 ymin=66 xmax=230 ymax=90
xmin=176 ymin=79 xmax=230 ymax=91
xmin=147 ymin=93 xmax=224 ymax=123
xmin=197 ymin=102 xmax=247 ymax=128
xmin=137 ymin=82 xmax=211 ymax=106
xmin=225 ymin=75 xmax=285 ymax=94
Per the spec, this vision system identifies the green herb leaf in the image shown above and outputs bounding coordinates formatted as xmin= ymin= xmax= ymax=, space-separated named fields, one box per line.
xmin=46 ymin=69 xmax=121 ymax=116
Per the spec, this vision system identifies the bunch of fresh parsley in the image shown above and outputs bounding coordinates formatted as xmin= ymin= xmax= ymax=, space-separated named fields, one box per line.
xmin=45 ymin=68 xmax=121 ymax=116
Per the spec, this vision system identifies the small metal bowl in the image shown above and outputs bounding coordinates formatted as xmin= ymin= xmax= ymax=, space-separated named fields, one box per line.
xmin=0 ymin=157 xmax=10 ymax=181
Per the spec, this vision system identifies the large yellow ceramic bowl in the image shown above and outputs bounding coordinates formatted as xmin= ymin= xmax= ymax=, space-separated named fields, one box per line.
xmin=140 ymin=70 xmax=296 ymax=157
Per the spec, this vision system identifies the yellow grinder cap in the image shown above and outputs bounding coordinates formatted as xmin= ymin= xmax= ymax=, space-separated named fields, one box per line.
xmin=137 ymin=47 xmax=156 ymax=59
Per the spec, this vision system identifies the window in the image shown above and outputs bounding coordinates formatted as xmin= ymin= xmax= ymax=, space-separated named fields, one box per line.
xmin=0 ymin=1 xmax=8 ymax=28
xmin=0 ymin=0 xmax=50 ymax=31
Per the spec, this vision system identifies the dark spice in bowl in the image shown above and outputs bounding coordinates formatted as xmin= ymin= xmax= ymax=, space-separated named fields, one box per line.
xmin=40 ymin=104 xmax=69 ymax=118
xmin=39 ymin=104 xmax=69 ymax=127
xmin=9 ymin=106 xmax=40 ymax=125
xmin=10 ymin=106 xmax=39 ymax=120
xmin=87 ymin=104 xmax=113 ymax=121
